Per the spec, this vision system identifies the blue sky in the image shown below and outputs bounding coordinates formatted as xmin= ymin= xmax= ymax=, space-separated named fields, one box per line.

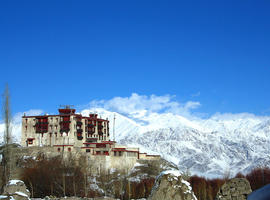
xmin=0 ymin=0 xmax=270 ymax=117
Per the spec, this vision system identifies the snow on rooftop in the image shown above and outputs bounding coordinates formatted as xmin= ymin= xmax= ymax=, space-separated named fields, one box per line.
xmin=8 ymin=180 xmax=23 ymax=185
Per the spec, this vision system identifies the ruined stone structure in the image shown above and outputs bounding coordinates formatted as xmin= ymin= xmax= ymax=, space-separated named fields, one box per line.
xmin=215 ymin=178 xmax=252 ymax=200
xmin=20 ymin=106 xmax=160 ymax=173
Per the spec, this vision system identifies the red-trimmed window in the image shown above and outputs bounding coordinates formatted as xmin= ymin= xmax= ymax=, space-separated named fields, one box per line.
xmin=57 ymin=148 xmax=61 ymax=152
xmin=28 ymin=139 xmax=33 ymax=144
xmin=68 ymin=148 xmax=71 ymax=152
xmin=96 ymin=143 xmax=106 ymax=148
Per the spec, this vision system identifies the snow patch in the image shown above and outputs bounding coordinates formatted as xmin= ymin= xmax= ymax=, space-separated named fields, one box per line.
xmin=8 ymin=180 xmax=23 ymax=185
xmin=14 ymin=191 xmax=28 ymax=197
xmin=162 ymin=170 xmax=182 ymax=177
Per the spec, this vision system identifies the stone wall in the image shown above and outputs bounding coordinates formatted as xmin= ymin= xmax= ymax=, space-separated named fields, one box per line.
xmin=9 ymin=146 xmax=139 ymax=178
xmin=215 ymin=178 xmax=252 ymax=200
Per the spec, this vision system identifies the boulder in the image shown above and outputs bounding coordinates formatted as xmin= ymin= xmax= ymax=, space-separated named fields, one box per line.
xmin=1 ymin=180 xmax=30 ymax=200
xmin=148 ymin=170 xmax=197 ymax=200
xmin=215 ymin=178 xmax=252 ymax=200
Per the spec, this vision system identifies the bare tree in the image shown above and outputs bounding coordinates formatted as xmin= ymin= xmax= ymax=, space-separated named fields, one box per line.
xmin=1 ymin=84 xmax=12 ymax=190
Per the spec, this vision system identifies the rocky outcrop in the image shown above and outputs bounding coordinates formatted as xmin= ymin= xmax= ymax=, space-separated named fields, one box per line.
xmin=1 ymin=180 xmax=30 ymax=200
xmin=148 ymin=170 xmax=197 ymax=200
xmin=215 ymin=178 xmax=252 ymax=200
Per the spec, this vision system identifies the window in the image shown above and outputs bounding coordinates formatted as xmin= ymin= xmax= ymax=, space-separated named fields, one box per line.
xmin=96 ymin=143 xmax=106 ymax=148
xmin=57 ymin=148 xmax=61 ymax=152
xmin=28 ymin=139 xmax=33 ymax=144
xmin=68 ymin=148 xmax=71 ymax=152
xmin=119 ymin=152 xmax=122 ymax=156
xmin=25 ymin=119 xmax=28 ymax=123
xmin=86 ymin=149 xmax=90 ymax=153
xmin=114 ymin=151 xmax=117 ymax=156
xmin=25 ymin=126 xmax=27 ymax=130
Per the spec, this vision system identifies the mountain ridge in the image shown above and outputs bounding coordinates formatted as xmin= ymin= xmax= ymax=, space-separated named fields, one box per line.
xmin=1 ymin=108 xmax=270 ymax=178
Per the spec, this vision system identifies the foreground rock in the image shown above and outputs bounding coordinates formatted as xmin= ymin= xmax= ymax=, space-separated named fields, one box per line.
xmin=1 ymin=180 xmax=30 ymax=200
xmin=215 ymin=178 xmax=252 ymax=200
xmin=104 ymin=158 xmax=178 ymax=199
xmin=148 ymin=170 xmax=197 ymax=200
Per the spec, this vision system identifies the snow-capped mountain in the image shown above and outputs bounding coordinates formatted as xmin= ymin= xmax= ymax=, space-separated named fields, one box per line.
xmin=1 ymin=107 xmax=270 ymax=178
xmin=81 ymin=108 xmax=270 ymax=178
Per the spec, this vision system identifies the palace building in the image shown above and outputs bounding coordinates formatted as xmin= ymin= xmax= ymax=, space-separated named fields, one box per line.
xmin=21 ymin=106 xmax=160 ymax=167
xmin=21 ymin=106 xmax=110 ymax=148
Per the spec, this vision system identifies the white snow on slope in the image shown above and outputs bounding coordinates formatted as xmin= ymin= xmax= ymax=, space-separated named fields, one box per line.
xmin=1 ymin=106 xmax=270 ymax=178
xmin=80 ymin=108 xmax=270 ymax=178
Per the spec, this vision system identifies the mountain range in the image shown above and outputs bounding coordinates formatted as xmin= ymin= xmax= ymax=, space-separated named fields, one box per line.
xmin=1 ymin=108 xmax=270 ymax=178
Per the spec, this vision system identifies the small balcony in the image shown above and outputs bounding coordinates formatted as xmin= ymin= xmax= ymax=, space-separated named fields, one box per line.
xmin=60 ymin=128 xmax=70 ymax=133
xmin=88 ymin=124 xmax=94 ymax=128
xmin=77 ymin=136 xmax=83 ymax=140
xmin=35 ymin=122 xmax=48 ymax=125
xmin=36 ymin=129 xmax=48 ymax=133
xmin=59 ymin=121 xmax=71 ymax=124
xmin=76 ymin=121 xmax=83 ymax=126
xmin=77 ymin=129 xmax=83 ymax=133
xmin=98 ymin=125 xmax=103 ymax=129
xmin=98 ymin=131 xmax=103 ymax=135
xmin=88 ymin=130 xmax=95 ymax=134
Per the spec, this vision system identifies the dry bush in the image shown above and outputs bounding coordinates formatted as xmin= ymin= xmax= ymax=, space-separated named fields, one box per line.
xmin=190 ymin=175 xmax=226 ymax=200
xmin=20 ymin=156 xmax=84 ymax=198
xmin=246 ymin=166 xmax=270 ymax=191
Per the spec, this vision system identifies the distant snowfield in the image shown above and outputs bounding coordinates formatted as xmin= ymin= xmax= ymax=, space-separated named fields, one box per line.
xmin=2 ymin=107 xmax=270 ymax=178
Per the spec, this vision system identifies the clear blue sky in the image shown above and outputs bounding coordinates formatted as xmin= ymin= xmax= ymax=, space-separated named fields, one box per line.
xmin=0 ymin=0 xmax=270 ymax=116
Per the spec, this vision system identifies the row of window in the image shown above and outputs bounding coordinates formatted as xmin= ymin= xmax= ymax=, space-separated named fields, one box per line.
xmin=57 ymin=147 xmax=72 ymax=152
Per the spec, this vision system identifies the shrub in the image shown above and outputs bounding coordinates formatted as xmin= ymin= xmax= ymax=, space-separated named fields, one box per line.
xmin=20 ymin=156 xmax=84 ymax=198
